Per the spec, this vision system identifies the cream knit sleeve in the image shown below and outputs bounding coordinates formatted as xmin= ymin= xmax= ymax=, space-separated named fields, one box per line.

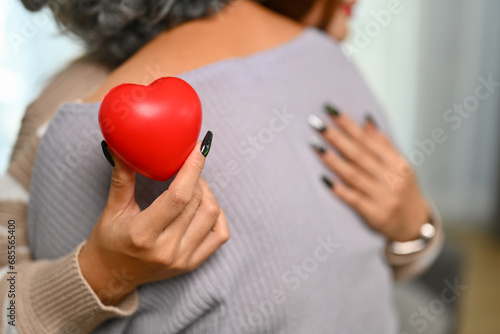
xmin=0 ymin=58 xmax=139 ymax=333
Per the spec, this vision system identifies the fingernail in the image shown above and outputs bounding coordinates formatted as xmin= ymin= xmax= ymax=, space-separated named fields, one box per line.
xmin=365 ymin=113 xmax=378 ymax=128
xmin=324 ymin=104 xmax=341 ymax=117
xmin=321 ymin=175 xmax=334 ymax=189
xmin=308 ymin=115 xmax=326 ymax=132
xmin=310 ymin=135 xmax=326 ymax=154
xmin=200 ymin=130 xmax=213 ymax=157
xmin=101 ymin=140 xmax=115 ymax=167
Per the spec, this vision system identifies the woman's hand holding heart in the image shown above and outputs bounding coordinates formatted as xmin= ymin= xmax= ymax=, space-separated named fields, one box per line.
xmin=79 ymin=131 xmax=230 ymax=306
xmin=309 ymin=105 xmax=432 ymax=242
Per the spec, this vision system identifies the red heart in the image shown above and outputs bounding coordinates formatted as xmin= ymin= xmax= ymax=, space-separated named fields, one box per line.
xmin=99 ymin=77 xmax=202 ymax=181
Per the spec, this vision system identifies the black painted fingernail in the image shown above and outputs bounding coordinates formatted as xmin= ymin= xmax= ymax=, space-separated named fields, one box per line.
xmin=325 ymin=104 xmax=341 ymax=117
xmin=308 ymin=115 xmax=326 ymax=132
xmin=365 ymin=113 xmax=378 ymax=128
xmin=321 ymin=175 xmax=334 ymax=189
xmin=310 ymin=135 xmax=326 ymax=154
xmin=101 ymin=140 xmax=115 ymax=167
xmin=200 ymin=130 xmax=213 ymax=157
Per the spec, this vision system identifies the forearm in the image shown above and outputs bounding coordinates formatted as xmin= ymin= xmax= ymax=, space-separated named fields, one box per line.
xmin=78 ymin=240 xmax=139 ymax=307
xmin=0 ymin=241 xmax=139 ymax=333
xmin=0 ymin=175 xmax=138 ymax=332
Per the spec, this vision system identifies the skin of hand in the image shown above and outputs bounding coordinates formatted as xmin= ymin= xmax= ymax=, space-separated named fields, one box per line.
xmin=78 ymin=139 xmax=230 ymax=306
xmin=312 ymin=109 xmax=431 ymax=242
xmin=305 ymin=3 xmax=433 ymax=242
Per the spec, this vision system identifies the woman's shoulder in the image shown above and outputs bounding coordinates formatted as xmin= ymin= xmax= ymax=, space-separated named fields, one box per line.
xmin=9 ymin=57 xmax=107 ymax=181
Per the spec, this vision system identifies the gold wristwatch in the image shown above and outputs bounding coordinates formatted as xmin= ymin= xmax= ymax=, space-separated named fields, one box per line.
xmin=388 ymin=221 xmax=436 ymax=255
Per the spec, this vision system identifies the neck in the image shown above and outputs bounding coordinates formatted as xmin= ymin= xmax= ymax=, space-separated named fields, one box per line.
xmin=84 ymin=0 xmax=304 ymax=102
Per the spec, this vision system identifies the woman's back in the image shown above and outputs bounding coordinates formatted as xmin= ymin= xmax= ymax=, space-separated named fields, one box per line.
xmin=29 ymin=27 xmax=398 ymax=333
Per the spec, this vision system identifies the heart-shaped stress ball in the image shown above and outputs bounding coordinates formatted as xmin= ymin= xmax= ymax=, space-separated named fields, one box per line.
xmin=99 ymin=77 xmax=202 ymax=181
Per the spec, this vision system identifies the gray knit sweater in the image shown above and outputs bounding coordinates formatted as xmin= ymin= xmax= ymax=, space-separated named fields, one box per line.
xmin=28 ymin=27 xmax=404 ymax=333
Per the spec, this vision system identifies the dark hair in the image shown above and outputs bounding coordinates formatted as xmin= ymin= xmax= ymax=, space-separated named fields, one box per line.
xmin=263 ymin=0 xmax=339 ymax=30
xmin=20 ymin=0 xmax=339 ymax=68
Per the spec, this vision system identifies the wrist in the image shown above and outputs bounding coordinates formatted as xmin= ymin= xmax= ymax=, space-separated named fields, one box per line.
xmin=388 ymin=200 xmax=437 ymax=255
xmin=79 ymin=240 xmax=137 ymax=306
xmin=391 ymin=198 xmax=431 ymax=242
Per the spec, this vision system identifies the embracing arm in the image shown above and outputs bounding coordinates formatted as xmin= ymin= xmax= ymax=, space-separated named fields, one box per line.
xmin=0 ymin=138 xmax=138 ymax=333
xmin=0 ymin=56 xmax=231 ymax=333
xmin=308 ymin=105 xmax=445 ymax=281
xmin=0 ymin=238 xmax=139 ymax=333
xmin=0 ymin=58 xmax=138 ymax=333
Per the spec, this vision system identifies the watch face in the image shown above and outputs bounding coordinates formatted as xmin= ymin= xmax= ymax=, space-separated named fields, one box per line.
xmin=421 ymin=223 xmax=436 ymax=239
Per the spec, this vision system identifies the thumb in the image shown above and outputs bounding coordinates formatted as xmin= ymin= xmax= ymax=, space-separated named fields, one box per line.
xmin=101 ymin=140 xmax=136 ymax=211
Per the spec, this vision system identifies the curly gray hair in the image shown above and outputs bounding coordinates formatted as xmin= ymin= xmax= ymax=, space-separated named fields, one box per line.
xmin=21 ymin=0 xmax=234 ymax=68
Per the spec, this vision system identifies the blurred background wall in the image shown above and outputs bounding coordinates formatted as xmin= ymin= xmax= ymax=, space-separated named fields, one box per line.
xmin=0 ymin=0 xmax=82 ymax=173
xmin=345 ymin=0 xmax=500 ymax=229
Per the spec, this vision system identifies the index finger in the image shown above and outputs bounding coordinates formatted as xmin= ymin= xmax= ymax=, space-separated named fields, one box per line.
xmin=324 ymin=108 xmax=392 ymax=164
xmin=170 ymin=130 xmax=212 ymax=194
xmin=145 ymin=131 xmax=213 ymax=225
xmin=325 ymin=105 xmax=365 ymax=144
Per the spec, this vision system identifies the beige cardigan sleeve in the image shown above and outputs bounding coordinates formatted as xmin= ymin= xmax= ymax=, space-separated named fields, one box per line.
xmin=0 ymin=58 xmax=139 ymax=333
